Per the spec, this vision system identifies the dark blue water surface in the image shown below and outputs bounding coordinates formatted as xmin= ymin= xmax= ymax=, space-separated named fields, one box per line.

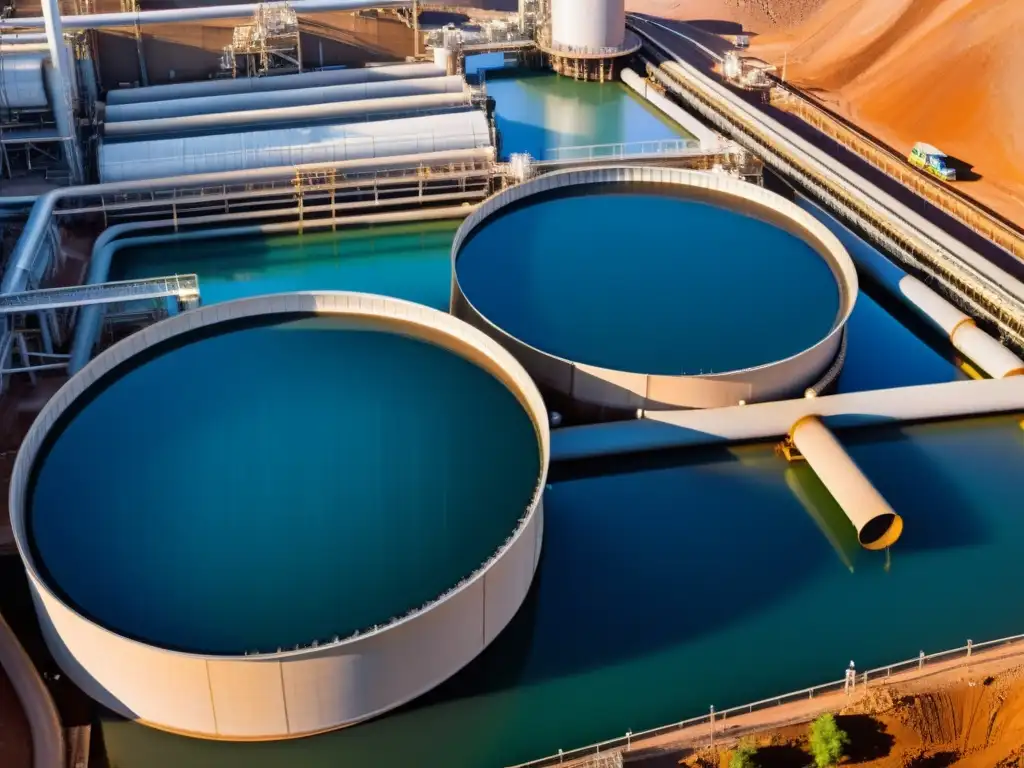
xmin=30 ymin=319 xmax=540 ymax=654
xmin=100 ymin=414 xmax=1024 ymax=768
xmin=457 ymin=187 xmax=842 ymax=374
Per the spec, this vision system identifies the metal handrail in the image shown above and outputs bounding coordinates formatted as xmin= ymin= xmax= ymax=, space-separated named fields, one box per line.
xmin=544 ymin=138 xmax=701 ymax=162
xmin=507 ymin=633 xmax=1024 ymax=767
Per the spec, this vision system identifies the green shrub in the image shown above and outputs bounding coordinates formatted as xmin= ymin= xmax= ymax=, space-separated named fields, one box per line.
xmin=808 ymin=714 xmax=850 ymax=767
xmin=729 ymin=739 xmax=758 ymax=768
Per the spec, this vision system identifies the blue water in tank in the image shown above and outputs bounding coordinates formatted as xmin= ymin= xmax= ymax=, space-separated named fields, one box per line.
xmin=29 ymin=317 xmax=540 ymax=654
xmin=456 ymin=186 xmax=842 ymax=375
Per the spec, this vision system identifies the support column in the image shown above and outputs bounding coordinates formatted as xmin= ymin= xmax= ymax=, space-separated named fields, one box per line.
xmin=41 ymin=0 xmax=84 ymax=183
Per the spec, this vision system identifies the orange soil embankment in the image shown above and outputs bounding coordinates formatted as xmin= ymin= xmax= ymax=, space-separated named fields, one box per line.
xmin=702 ymin=660 xmax=1024 ymax=767
xmin=752 ymin=0 xmax=1024 ymax=225
xmin=623 ymin=0 xmax=825 ymax=34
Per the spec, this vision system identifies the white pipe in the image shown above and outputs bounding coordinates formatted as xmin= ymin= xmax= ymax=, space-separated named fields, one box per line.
xmin=106 ymin=63 xmax=444 ymax=105
xmin=548 ymin=377 xmax=1024 ymax=462
xmin=621 ymin=67 xmax=719 ymax=150
xmin=69 ymin=202 xmax=477 ymax=371
xmin=1 ymin=147 xmax=494 ymax=295
xmin=898 ymin=275 xmax=1024 ymax=378
xmin=0 ymin=0 xmax=410 ymax=31
xmin=790 ymin=415 xmax=903 ymax=550
xmin=104 ymin=92 xmax=472 ymax=138
xmin=104 ymin=75 xmax=466 ymax=122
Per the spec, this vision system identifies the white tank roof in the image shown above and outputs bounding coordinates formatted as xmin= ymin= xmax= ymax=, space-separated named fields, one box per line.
xmin=0 ymin=53 xmax=49 ymax=108
xmin=99 ymin=110 xmax=493 ymax=182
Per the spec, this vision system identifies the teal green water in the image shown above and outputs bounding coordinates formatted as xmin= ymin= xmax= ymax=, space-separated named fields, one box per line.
xmin=31 ymin=319 xmax=539 ymax=654
xmin=484 ymin=70 xmax=687 ymax=159
xmin=112 ymin=221 xmax=459 ymax=310
xmin=456 ymin=186 xmax=841 ymax=374
xmin=100 ymin=413 xmax=1024 ymax=768
xmin=95 ymin=71 xmax=985 ymax=767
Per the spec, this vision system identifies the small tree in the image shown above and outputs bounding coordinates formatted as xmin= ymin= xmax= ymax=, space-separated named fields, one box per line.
xmin=808 ymin=714 xmax=849 ymax=767
xmin=729 ymin=739 xmax=758 ymax=768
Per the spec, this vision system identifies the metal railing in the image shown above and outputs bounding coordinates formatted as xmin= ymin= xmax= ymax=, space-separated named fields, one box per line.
xmin=634 ymin=46 xmax=1024 ymax=351
xmin=507 ymin=633 xmax=1024 ymax=767
xmin=543 ymin=138 xmax=701 ymax=162
xmin=0 ymin=274 xmax=199 ymax=313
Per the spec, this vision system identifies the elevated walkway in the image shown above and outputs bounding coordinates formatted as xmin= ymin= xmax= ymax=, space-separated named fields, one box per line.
xmin=532 ymin=139 xmax=761 ymax=179
xmin=0 ymin=275 xmax=200 ymax=314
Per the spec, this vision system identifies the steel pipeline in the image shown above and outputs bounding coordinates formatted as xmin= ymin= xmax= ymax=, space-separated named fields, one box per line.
xmin=68 ymin=201 xmax=478 ymax=371
xmin=0 ymin=0 xmax=410 ymax=30
xmin=0 ymin=146 xmax=494 ymax=294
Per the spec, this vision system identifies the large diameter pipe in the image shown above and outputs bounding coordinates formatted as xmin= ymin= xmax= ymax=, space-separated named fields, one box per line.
xmin=898 ymin=275 xmax=1024 ymax=379
xmin=105 ymin=75 xmax=466 ymax=122
xmin=106 ymin=62 xmax=444 ymax=106
xmin=790 ymin=416 xmax=903 ymax=550
xmin=0 ymin=0 xmax=410 ymax=30
xmin=104 ymin=92 xmax=472 ymax=139
xmin=621 ymin=67 xmax=719 ymax=150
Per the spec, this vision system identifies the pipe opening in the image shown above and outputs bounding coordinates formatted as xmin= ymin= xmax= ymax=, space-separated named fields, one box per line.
xmin=858 ymin=512 xmax=903 ymax=550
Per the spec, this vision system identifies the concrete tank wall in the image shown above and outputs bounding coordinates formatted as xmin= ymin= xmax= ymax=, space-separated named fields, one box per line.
xmin=451 ymin=166 xmax=859 ymax=411
xmin=550 ymin=0 xmax=626 ymax=50
xmin=9 ymin=292 xmax=549 ymax=740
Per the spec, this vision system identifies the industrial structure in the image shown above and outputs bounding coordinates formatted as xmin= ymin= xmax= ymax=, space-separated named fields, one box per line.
xmin=452 ymin=166 xmax=858 ymax=412
xmin=1 ymin=0 xmax=1024 ymax=758
xmin=8 ymin=292 xmax=550 ymax=740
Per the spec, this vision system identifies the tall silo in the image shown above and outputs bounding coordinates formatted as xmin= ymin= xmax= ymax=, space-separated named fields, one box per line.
xmin=540 ymin=0 xmax=640 ymax=81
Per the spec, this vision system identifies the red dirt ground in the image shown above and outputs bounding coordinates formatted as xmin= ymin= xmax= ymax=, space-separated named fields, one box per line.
xmin=752 ymin=0 xmax=1024 ymax=225
xmin=624 ymin=0 xmax=1023 ymax=227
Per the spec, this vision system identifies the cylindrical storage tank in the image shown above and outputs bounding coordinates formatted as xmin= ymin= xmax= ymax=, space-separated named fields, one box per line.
xmin=9 ymin=292 xmax=548 ymax=740
xmin=790 ymin=416 xmax=903 ymax=550
xmin=451 ymin=166 xmax=858 ymax=417
xmin=0 ymin=53 xmax=49 ymax=108
xmin=105 ymin=63 xmax=445 ymax=105
xmin=550 ymin=0 xmax=625 ymax=50
xmin=98 ymin=111 xmax=493 ymax=182
xmin=103 ymin=92 xmax=473 ymax=140
xmin=104 ymin=75 xmax=467 ymax=123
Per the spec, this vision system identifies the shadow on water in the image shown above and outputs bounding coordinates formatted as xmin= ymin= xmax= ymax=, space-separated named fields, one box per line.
xmin=410 ymin=444 xmax=832 ymax=701
xmin=840 ymin=427 xmax=989 ymax=554
xmin=785 ymin=465 xmax=860 ymax=573
xmin=492 ymin=116 xmax=565 ymax=161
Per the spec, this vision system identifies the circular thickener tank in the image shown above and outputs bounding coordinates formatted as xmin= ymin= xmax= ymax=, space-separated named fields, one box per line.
xmin=451 ymin=167 xmax=858 ymax=412
xmin=550 ymin=0 xmax=626 ymax=50
xmin=10 ymin=292 xmax=549 ymax=740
